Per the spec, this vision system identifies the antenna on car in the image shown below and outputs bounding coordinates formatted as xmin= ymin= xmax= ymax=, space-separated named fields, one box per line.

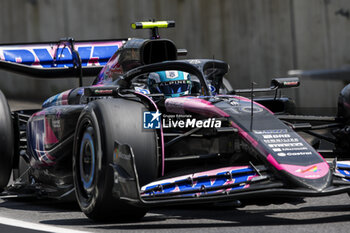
xmin=250 ymin=82 xmax=256 ymax=131
xmin=131 ymin=20 xmax=175 ymax=39
xmin=57 ymin=37 xmax=83 ymax=87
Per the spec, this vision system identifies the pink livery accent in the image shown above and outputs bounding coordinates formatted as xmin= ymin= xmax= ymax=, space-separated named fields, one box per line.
xmin=141 ymin=165 xmax=251 ymax=191
xmin=99 ymin=53 xmax=122 ymax=80
xmin=266 ymin=154 xmax=284 ymax=170
xmin=92 ymin=84 xmax=105 ymax=87
xmin=60 ymin=90 xmax=70 ymax=105
xmin=165 ymin=97 xmax=230 ymax=117
xmin=240 ymin=131 xmax=258 ymax=147
xmin=32 ymin=110 xmax=46 ymax=117
xmin=42 ymin=89 xmax=71 ymax=108
xmin=0 ymin=41 xmax=124 ymax=67
xmin=267 ymin=154 xmax=329 ymax=179
xmin=343 ymin=101 xmax=350 ymax=109
xmin=44 ymin=118 xmax=58 ymax=145
xmin=280 ymin=162 xmax=329 ymax=179
xmin=192 ymin=166 xmax=249 ymax=178
xmin=134 ymin=92 xmax=165 ymax=176
xmin=318 ymin=152 xmax=328 ymax=163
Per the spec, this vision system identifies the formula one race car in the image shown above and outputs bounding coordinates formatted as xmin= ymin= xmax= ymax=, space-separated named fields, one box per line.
xmin=1 ymin=21 xmax=350 ymax=222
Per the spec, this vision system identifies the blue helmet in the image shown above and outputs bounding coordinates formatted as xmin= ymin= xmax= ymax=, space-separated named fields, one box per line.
xmin=148 ymin=70 xmax=191 ymax=98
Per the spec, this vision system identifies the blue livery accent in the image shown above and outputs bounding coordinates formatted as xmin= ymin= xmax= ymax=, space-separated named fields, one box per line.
xmin=1 ymin=44 xmax=120 ymax=68
xmin=80 ymin=132 xmax=95 ymax=189
xmin=142 ymin=167 xmax=256 ymax=197
xmin=3 ymin=49 xmax=35 ymax=65
xmin=34 ymin=48 xmax=54 ymax=68
xmin=337 ymin=163 xmax=350 ymax=182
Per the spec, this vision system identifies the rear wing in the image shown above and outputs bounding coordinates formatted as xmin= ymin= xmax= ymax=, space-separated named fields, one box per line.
xmin=0 ymin=38 xmax=126 ymax=85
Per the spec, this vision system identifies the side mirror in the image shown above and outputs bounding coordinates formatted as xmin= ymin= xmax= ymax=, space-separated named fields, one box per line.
xmin=271 ymin=77 xmax=300 ymax=89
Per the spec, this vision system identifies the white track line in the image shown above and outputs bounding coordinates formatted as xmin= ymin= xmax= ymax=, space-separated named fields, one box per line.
xmin=0 ymin=216 xmax=90 ymax=233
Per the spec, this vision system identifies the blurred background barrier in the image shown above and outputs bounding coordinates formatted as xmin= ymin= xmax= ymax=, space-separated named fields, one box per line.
xmin=0 ymin=0 xmax=350 ymax=113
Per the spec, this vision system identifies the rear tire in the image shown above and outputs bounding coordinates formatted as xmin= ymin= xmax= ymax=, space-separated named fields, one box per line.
xmin=73 ymin=99 xmax=158 ymax=221
xmin=0 ymin=90 xmax=14 ymax=192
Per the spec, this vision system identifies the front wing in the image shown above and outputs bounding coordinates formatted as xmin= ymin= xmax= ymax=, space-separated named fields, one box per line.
xmin=110 ymin=143 xmax=350 ymax=207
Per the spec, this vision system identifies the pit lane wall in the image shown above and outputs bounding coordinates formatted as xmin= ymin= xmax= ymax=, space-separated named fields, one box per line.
xmin=0 ymin=0 xmax=348 ymax=112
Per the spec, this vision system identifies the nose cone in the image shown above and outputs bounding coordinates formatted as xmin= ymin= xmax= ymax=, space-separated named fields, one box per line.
xmin=280 ymin=162 xmax=332 ymax=191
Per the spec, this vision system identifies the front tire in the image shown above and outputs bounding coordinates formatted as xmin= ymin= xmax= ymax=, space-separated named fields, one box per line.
xmin=73 ymin=99 xmax=158 ymax=221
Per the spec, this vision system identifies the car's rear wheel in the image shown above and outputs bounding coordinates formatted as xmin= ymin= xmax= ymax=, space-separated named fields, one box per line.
xmin=0 ymin=90 xmax=14 ymax=192
xmin=73 ymin=99 xmax=158 ymax=221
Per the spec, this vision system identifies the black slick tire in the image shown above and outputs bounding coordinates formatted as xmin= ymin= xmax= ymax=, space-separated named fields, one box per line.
xmin=73 ymin=99 xmax=158 ymax=221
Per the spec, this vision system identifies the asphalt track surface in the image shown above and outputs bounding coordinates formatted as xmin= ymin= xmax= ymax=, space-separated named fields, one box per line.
xmin=1 ymin=99 xmax=350 ymax=233
xmin=1 ymin=195 xmax=350 ymax=233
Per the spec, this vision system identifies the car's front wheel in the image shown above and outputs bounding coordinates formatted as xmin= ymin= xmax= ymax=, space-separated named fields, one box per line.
xmin=73 ymin=99 xmax=158 ymax=221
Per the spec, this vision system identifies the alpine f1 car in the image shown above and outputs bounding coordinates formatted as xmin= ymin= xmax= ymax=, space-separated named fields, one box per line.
xmin=1 ymin=21 xmax=350 ymax=222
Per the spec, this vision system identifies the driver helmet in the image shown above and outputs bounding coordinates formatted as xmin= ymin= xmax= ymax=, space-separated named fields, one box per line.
xmin=148 ymin=70 xmax=191 ymax=98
